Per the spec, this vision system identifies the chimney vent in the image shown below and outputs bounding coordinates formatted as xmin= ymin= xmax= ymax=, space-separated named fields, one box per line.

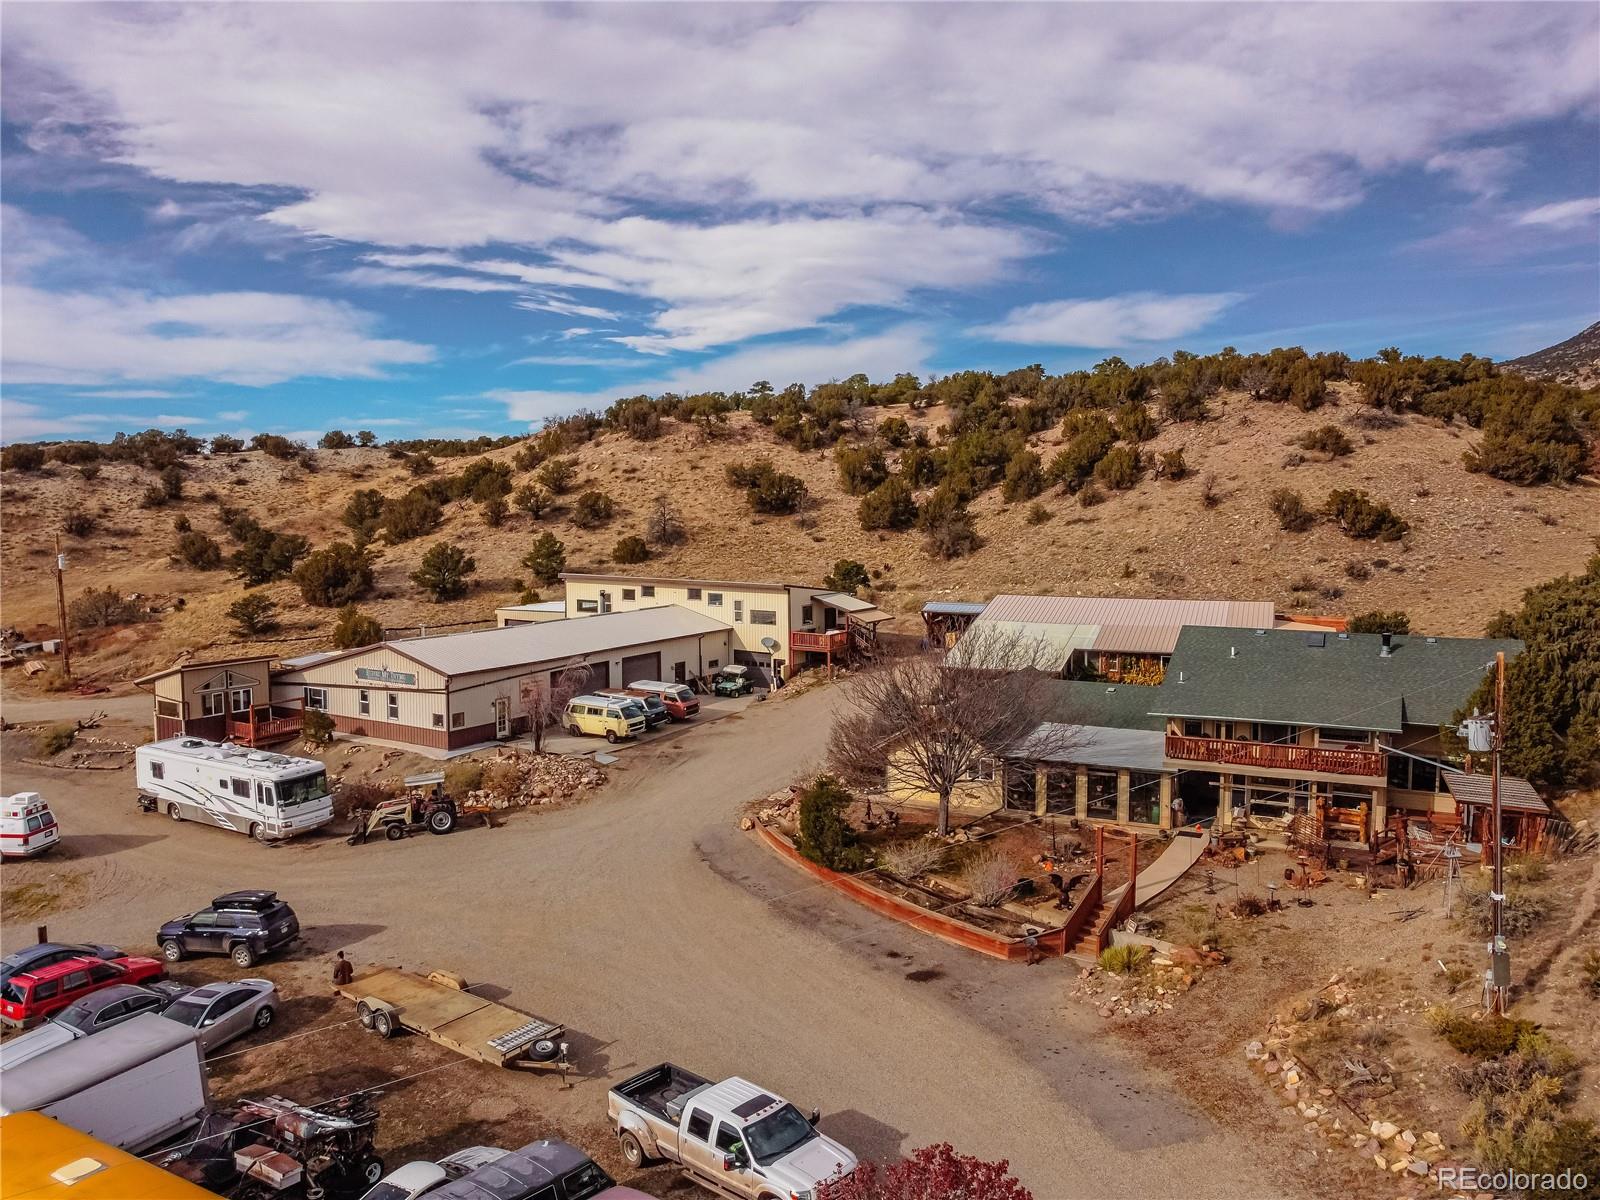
xmin=1230 ymin=645 xmax=1237 ymax=659
xmin=1380 ymin=631 xmax=1393 ymax=657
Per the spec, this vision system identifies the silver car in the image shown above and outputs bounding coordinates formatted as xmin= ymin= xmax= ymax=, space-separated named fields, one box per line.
xmin=159 ymin=978 xmax=276 ymax=1052
xmin=360 ymin=1147 xmax=509 ymax=1200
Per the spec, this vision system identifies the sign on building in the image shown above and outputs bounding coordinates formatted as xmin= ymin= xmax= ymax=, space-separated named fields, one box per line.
xmin=356 ymin=666 xmax=417 ymax=686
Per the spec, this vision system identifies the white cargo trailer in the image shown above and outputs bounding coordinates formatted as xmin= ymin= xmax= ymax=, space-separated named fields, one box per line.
xmin=135 ymin=737 xmax=334 ymax=842
xmin=0 ymin=1013 xmax=210 ymax=1152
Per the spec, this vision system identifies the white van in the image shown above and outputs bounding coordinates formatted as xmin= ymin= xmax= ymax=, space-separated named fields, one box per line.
xmin=135 ymin=738 xmax=334 ymax=842
xmin=1 ymin=793 xmax=59 ymax=858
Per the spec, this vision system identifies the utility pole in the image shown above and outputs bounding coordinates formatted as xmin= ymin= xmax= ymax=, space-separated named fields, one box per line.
xmin=53 ymin=534 xmax=73 ymax=683
xmin=1464 ymin=653 xmax=1509 ymax=1013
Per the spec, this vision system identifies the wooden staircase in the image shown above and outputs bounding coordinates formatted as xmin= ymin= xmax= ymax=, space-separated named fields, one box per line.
xmin=1067 ymin=891 xmax=1119 ymax=961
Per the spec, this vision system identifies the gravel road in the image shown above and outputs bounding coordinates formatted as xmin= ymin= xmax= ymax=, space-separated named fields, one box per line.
xmin=0 ymin=685 xmax=1287 ymax=1199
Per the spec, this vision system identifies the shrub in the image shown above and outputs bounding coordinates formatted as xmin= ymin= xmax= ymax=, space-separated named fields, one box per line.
xmin=302 ymin=709 xmax=335 ymax=747
xmin=1156 ymin=449 xmax=1189 ymax=480
xmin=1427 ymin=1007 xmax=1537 ymax=1059
xmin=1298 ymin=424 xmax=1353 ymax=457
xmin=1115 ymin=401 xmax=1157 ymax=443
xmin=319 ymin=429 xmax=355 ymax=449
xmin=522 ymin=531 xmax=566 ymax=586
xmin=537 ymin=456 xmax=577 ymax=494
xmin=1092 ymin=444 xmax=1143 ymax=490
xmin=1047 ymin=422 xmax=1116 ymax=493
xmin=1159 ymin=379 xmax=1211 ymax=423
xmin=231 ymin=528 xmax=310 ymax=585
xmin=1580 ymin=949 xmax=1600 ymax=999
xmin=293 ymin=542 xmax=374 ymax=607
xmin=443 ymin=761 xmax=484 ymax=795
xmin=381 ymin=490 xmax=442 ymax=542
xmin=1 ymin=443 xmax=46 ymax=472
xmin=796 ymin=775 xmax=866 ymax=872
xmin=835 ymin=443 xmax=890 ymax=496
xmin=1269 ymin=487 xmax=1315 ymax=532
xmin=644 ymin=494 xmax=686 ymax=546
xmin=342 ymin=488 xmax=385 ymax=543
xmin=1026 ymin=502 xmax=1052 ymax=525
xmin=48 ymin=441 xmax=103 ymax=465
xmin=172 ymin=530 xmax=223 ymax=570
xmin=250 ymin=433 xmax=302 ymax=459
xmin=139 ymin=484 xmax=168 ymax=509
xmin=1198 ymin=472 xmax=1221 ymax=508
xmin=61 ymin=508 xmax=96 ymax=537
xmin=208 ymin=434 xmax=244 ymax=455
xmin=999 ymin=450 xmax=1044 ymax=502
xmin=1324 ymin=489 xmax=1409 ymax=541
xmin=35 ymin=724 xmax=77 ymax=757
xmin=1077 ymin=483 xmax=1105 ymax=508
xmin=411 ymin=541 xmax=476 ymax=601
xmin=1464 ymin=392 xmax=1588 ymax=486
xmin=1098 ymin=944 xmax=1151 ymax=974
xmin=357 ymin=430 xmax=377 ymax=447
xmin=331 ymin=605 xmax=384 ymax=649
xmin=607 ymin=396 xmax=664 ymax=441
xmin=880 ymin=837 xmax=947 ymax=880
xmin=1460 ymin=884 xmax=1549 ymax=938
xmin=173 ymin=513 xmax=192 ymax=533
xmin=1347 ymin=609 xmax=1411 ymax=634
xmin=960 ymin=846 xmax=1022 ymax=907
xmin=858 ymin=477 xmax=918 ymax=531
xmin=877 ymin=415 xmax=912 ymax=446
xmin=897 ymin=445 xmax=943 ymax=488
xmin=480 ymin=494 xmax=508 ymax=528
xmin=750 ymin=467 xmax=808 ymax=514
xmin=227 ymin=593 xmax=279 ymax=636
xmin=824 ymin=559 xmax=870 ymax=595
xmin=332 ymin=779 xmax=393 ymax=821
xmin=77 ymin=464 xmax=100 ymax=481
xmin=924 ymin=509 xmax=982 ymax=560
xmin=612 ymin=534 xmax=650 ymax=564
xmin=1232 ymin=892 xmax=1269 ymax=917
xmin=571 ymin=489 xmax=617 ymax=529
xmin=405 ymin=452 xmax=436 ymax=476
xmin=68 ymin=587 xmax=142 ymax=628
xmin=512 ymin=484 xmax=551 ymax=519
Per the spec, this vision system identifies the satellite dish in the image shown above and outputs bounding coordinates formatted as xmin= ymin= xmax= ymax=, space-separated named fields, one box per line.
xmin=760 ymin=637 xmax=779 ymax=652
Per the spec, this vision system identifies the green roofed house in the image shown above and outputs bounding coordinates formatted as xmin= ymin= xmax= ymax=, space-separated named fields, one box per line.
xmin=1154 ymin=627 xmax=1522 ymax=846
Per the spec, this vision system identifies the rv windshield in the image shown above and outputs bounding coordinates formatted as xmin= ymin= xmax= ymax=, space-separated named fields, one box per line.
xmin=278 ymin=771 xmax=329 ymax=807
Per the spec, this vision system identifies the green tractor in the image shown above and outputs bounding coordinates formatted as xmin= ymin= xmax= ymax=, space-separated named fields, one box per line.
xmin=711 ymin=664 xmax=755 ymax=697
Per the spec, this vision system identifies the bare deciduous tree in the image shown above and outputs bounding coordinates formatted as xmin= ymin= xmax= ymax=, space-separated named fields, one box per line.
xmin=524 ymin=660 xmax=592 ymax=753
xmin=829 ymin=626 xmax=1082 ymax=837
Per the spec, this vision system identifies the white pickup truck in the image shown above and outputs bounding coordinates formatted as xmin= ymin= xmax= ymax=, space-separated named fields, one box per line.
xmin=608 ymin=1064 xmax=857 ymax=1200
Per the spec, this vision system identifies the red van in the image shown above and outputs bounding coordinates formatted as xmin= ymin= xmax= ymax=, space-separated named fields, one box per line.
xmin=0 ymin=954 xmax=167 ymax=1028
xmin=626 ymin=680 xmax=699 ymax=721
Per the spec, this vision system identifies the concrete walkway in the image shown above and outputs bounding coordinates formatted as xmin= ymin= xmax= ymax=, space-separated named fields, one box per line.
xmin=1135 ymin=827 xmax=1212 ymax=908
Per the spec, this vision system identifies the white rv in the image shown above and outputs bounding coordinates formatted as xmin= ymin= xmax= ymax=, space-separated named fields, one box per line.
xmin=135 ymin=737 xmax=334 ymax=842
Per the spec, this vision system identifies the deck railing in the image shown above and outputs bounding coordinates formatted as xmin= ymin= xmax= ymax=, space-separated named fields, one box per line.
xmin=790 ymin=629 xmax=849 ymax=653
xmin=1164 ymin=733 xmax=1383 ymax=778
xmin=227 ymin=706 xmax=305 ymax=747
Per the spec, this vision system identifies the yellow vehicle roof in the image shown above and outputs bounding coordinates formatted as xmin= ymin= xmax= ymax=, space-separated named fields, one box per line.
xmin=0 ymin=1112 xmax=216 ymax=1200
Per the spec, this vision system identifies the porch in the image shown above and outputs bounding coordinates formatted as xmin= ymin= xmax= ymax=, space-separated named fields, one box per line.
xmin=1164 ymin=732 xmax=1383 ymax=778
xmin=225 ymin=701 xmax=305 ymax=747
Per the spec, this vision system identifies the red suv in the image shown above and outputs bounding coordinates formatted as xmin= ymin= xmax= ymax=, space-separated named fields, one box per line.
xmin=0 ymin=954 xmax=167 ymax=1028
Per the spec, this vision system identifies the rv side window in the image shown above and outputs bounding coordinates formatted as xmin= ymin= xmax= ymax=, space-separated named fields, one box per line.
xmin=151 ymin=762 xmax=165 ymax=780
xmin=257 ymin=783 xmax=275 ymax=807
xmin=231 ymin=778 xmax=251 ymax=798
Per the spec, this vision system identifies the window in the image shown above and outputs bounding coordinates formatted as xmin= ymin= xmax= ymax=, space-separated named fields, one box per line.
xmin=686 ymin=1109 xmax=713 ymax=1142
xmin=1318 ymin=727 xmax=1371 ymax=745
xmin=707 ymin=592 xmax=723 ymax=607
xmin=751 ymin=609 xmax=777 ymax=625
xmin=1128 ymin=772 xmax=1163 ymax=824
xmin=257 ymin=783 xmax=275 ymax=806
xmin=622 ymin=588 xmax=636 ymax=601
xmin=576 ymin=599 xmax=600 ymax=613
xmin=959 ymin=757 xmax=996 ymax=782
xmin=387 ymin=693 xmax=400 ymax=720
xmin=1086 ymin=770 xmax=1118 ymax=818
xmin=201 ymin=691 xmax=225 ymax=717
xmin=31 ymin=980 xmax=60 ymax=1001
xmin=708 ymin=658 xmax=720 ymax=669
xmin=304 ymin=687 xmax=327 ymax=711
xmin=733 ymin=599 xmax=744 ymax=621
xmin=1045 ymin=769 xmax=1076 ymax=814
xmin=88 ymin=963 xmax=121 ymax=984
xmin=452 ymin=712 xmax=465 ymax=728
xmin=687 ymin=587 xmax=702 ymax=600
xmin=61 ymin=971 xmax=89 ymax=992
xmin=230 ymin=688 xmax=252 ymax=713
xmin=1389 ymin=754 xmax=1443 ymax=792
xmin=231 ymin=778 xmax=250 ymax=798
xmin=188 ymin=912 xmax=217 ymax=928
xmin=641 ymin=585 xmax=655 ymax=598
xmin=157 ymin=698 xmax=181 ymax=718
xmin=715 ymin=1123 xmax=745 ymax=1154
xmin=150 ymin=761 xmax=165 ymax=780
xmin=801 ymin=604 xmax=813 ymax=625
xmin=1182 ymin=719 xmax=1205 ymax=737
xmin=1253 ymin=722 xmax=1295 ymax=745
xmin=358 ymin=690 xmax=370 ymax=716
xmin=432 ymin=713 xmax=445 ymax=728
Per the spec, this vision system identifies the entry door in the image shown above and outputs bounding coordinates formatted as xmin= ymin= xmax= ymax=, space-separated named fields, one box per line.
xmin=494 ymin=698 xmax=510 ymax=738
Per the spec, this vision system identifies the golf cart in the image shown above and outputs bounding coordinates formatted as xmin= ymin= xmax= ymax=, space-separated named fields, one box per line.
xmin=711 ymin=664 xmax=756 ymax=697
xmin=347 ymin=774 xmax=456 ymax=845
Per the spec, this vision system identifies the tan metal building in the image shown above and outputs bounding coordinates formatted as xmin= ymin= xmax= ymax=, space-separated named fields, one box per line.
xmin=269 ymin=606 xmax=732 ymax=752
xmin=134 ymin=656 xmax=303 ymax=747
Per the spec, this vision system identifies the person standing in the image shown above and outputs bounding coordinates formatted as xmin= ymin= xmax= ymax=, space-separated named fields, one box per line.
xmin=332 ymin=950 xmax=353 ymax=987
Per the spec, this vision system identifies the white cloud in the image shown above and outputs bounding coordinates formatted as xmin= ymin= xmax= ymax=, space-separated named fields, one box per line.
xmin=70 ymin=388 xmax=182 ymax=400
xmin=338 ymin=267 xmax=524 ymax=294
xmin=1425 ymin=147 xmax=1521 ymax=198
xmin=154 ymin=413 xmax=208 ymax=425
xmin=488 ymin=325 xmax=934 ymax=424
xmin=1515 ymin=197 xmax=1600 ymax=228
xmin=977 ymin=292 xmax=1245 ymax=348
xmin=216 ymin=410 xmax=248 ymax=423
xmin=3 ymin=284 xmax=435 ymax=386
xmin=1 ymin=398 xmax=113 ymax=439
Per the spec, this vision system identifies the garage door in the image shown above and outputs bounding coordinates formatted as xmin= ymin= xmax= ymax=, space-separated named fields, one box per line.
xmin=621 ymin=652 xmax=660 ymax=686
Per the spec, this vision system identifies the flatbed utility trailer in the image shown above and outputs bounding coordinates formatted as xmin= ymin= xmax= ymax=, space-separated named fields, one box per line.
xmin=336 ymin=967 xmax=571 ymax=1074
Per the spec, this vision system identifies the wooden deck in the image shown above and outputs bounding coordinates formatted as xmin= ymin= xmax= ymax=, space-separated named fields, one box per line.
xmin=1164 ymin=733 xmax=1383 ymax=778
xmin=336 ymin=967 xmax=565 ymax=1069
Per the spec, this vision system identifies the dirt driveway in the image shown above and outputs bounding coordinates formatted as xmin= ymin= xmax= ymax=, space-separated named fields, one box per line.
xmin=0 ymin=686 xmax=1294 ymax=1199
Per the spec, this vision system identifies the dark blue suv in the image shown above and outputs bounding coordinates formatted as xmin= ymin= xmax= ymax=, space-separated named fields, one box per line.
xmin=158 ymin=891 xmax=299 ymax=968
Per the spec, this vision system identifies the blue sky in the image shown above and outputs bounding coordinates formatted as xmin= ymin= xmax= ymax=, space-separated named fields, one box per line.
xmin=2 ymin=3 xmax=1597 ymax=442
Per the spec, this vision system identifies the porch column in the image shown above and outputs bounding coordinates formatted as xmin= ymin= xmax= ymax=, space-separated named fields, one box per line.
xmin=1158 ymin=775 xmax=1173 ymax=830
xmin=1075 ymin=767 xmax=1088 ymax=821
xmin=1116 ymin=770 xmax=1130 ymax=824
xmin=1033 ymin=767 xmax=1047 ymax=819
xmin=1216 ymin=774 xmax=1234 ymax=830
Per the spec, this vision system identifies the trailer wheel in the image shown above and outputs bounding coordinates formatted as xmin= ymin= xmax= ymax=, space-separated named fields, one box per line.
xmin=372 ymin=1009 xmax=395 ymax=1038
xmin=167 ymin=803 xmax=182 ymax=822
xmin=619 ymin=1132 xmax=652 ymax=1169
xmin=161 ymin=939 xmax=185 ymax=962
xmin=528 ymin=1038 xmax=560 ymax=1062
xmin=357 ymin=1001 xmax=375 ymax=1029
xmin=427 ymin=808 xmax=456 ymax=834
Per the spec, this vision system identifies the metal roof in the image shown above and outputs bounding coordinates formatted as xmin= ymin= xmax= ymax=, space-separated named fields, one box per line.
xmin=134 ymin=655 xmax=273 ymax=685
xmin=0 ymin=1014 xmax=197 ymax=1112
xmin=387 ymin=605 xmax=728 ymax=677
xmin=967 ymin=595 xmax=1276 ymax=657
xmin=278 ymin=650 xmax=340 ymax=669
xmin=1153 ymin=628 xmax=1521 ymax=733
xmin=1019 ymin=724 xmax=1168 ymax=771
xmin=560 ymin=571 xmax=809 ymax=591
xmin=494 ymin=601 xmax=564 ymax=613
xmin=922 ymin=601 xmax=987 ymax=616
xmin=812 ymin=592 xmax=892 ymax=623
xmin=1443 ymin=773 xmax=1549 ymax=815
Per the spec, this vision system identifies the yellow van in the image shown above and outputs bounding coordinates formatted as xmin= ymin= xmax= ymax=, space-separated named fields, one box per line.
xmin=563 ymin=695 xmax=647 ymax=743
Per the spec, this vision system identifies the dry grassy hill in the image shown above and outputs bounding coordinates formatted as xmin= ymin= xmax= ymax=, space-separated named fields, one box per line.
xmin=4 ymin=383 xmax=1597 ymax=687
xmin=1506 ymin=321 xmax=1600 ymax=388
